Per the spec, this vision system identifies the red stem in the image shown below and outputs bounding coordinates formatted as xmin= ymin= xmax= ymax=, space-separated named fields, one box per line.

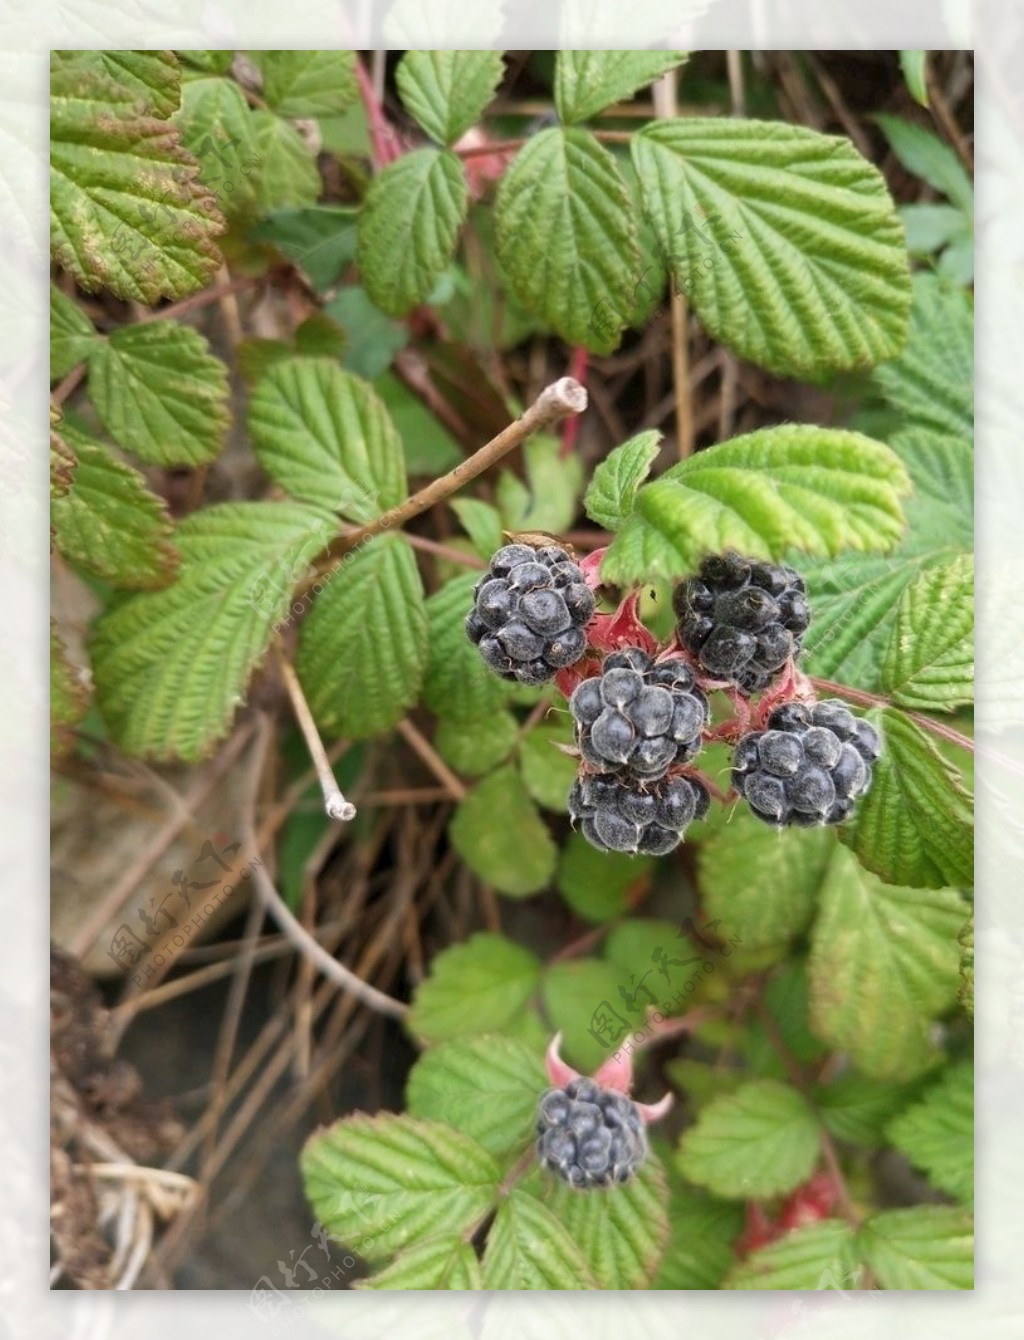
xmin=560 ymin=348 xmax=588 ymax=458
xmin=355 ymin=57 xmax=399 ymax=169
xmin=808 ymin=676 xmax=974 ymax=754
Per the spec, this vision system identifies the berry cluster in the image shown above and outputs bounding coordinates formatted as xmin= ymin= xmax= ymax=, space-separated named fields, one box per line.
xmin=536 ymin=1077 xmax=647 ymax=1188
xmin=674 ymin=551 xmax=810 ymax=693
xmin=732 ymin=700 xmax=881 ymax=828
xmin=568 ymin=770 xmax=710 ymax=856
xmin=465 ymin=543 xmax=595 ymax=686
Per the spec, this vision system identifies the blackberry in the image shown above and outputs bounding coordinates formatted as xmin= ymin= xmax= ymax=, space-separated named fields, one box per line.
xmin=465 ymin=543 xmax=595 ymax=686
xmin=569 ymin=647 xmax=709 ymax=781
xmin=536 ymin=1077 xmax=647 ymax=1188
xmin=568 ymin=770 xmax=709 ymax=856
xmin=732 ymin=698 xmax=882 ymax=827
xmin=673 ymin=551 xmax=811 ymax=693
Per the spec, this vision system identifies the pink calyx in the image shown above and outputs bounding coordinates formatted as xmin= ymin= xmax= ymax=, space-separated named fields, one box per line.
xmin=545 ymin=1032 xmax=674 ymax=1126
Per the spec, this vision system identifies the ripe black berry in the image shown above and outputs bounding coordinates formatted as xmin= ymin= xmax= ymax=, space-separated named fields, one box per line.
xmin=673 ymin=551 xmax=810 ymax=693
xmin=536 ymin=1077 xmax=647 ymax=1188
xmin=466 ymin=543 xmax=595 ymax=685
xmin=569 ymin=647 xmax=708 ymax=781
xmin=568 ymin=770 xmax=710 ymax=855
xmin=732 ymin=699 xmax=881 ymax=827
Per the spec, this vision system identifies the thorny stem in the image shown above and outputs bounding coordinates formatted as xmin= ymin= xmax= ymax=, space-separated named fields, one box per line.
xmin=277 ymin=650 xmax=356 ymax=822
xmin=453 ymin=130 xmax=633 ymax=159
xmin=808 ymin=675 xmax=974 ymax=754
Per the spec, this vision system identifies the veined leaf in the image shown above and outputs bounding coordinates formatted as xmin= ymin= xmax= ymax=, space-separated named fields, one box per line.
xmin=296 ymin=532 xmax=427 ymax=739
xmin=677 ymin=1079 xmax=820 ymax=1199
xmin=301 ymin=1114 xmax=500 ymax=1264
xmin=250 ymin=109 xmax=320 ymax=210
xmin=248 ymin=205 xmax=359 ymax=292
xmin=958 ymin=913 xmax=974 ymax=1019
xmin=882 ymin=555 xmax=973 ymax=711
xmin=817 ymin=1071 xmax=920 ymax=1147
xmin=875 ymin=114 xmax=973 ymax=212
xmin=840 ymin=708 xmax=973 ymax=889
xmin=174 ymin=75 xmax=261 ymax=222
xmin=887 ymin=1060 xmax=973 ymax=1203
xmin=541 ymin=958 xmax=627 ymax=1074
xmin=495 ymin=127 xmax=641 ymax=354
xmin=50 ymin=422 xmax=77 ymax=500
xmin=859 ymin=1206 xmax=973 ymax=1289
xmin=808 ymin=843 xmax=965 ymax=1079
xmin=406 ymin=932 xmax=542 ymax=1045
xmin=248 ymin=357 xmax=407 ymax=517
xmin=58 ymin=51 xmax=182 ymax=119
xmin=495 ymin=434 xmax=585 ymax=536
xmin=397 ymin=50 xmax=505 ymax=146
xmin=601 ymin=425 xmax=910 ymax=585
xmin=481 ymin=1190 xmax=596 ymax=1289
xmin=450 ymin=766 xmax=557 ymax=897
xmin=50 ymin=282 xmax=98 ymax=378
xmin=724 ymin=1219 xmax=859 ymax=1290
xmin=358 ymin=1235 xmax=482 ymax=1290
xmin=631 ymin=117 xmax=911 ymax=378
xmin=51 ymin=624 xmax=89 ymax=760
xmin=450 ymin=498 xmax=504 ymax=560
xmin=584 ymin=431 xmax=662 ymax=531
xmin=257 ymin=50 xmax=358 ymax=119
xmin=555 ymin=51 xmax=687 ymax=125
xmin=50 ymin=51 xmax=223 ymax=303
xmin=652 ymin=1177 xmax=744 ymax=1289
xmin=435 ymin=709 xmax=517 ymax=777
xmin=357 ymin=149 xmax=468 ymax=316
xmin=422 ymin=573 xmax=511 ymax=721
xmin=88 ymin=321 xmax=231 ymax=467
xmin=90 ymin=501 xmax=332 ymax=760
xmin=51 ymin=424 xmax=178 ymax=589
xmin=557 ymin=832 xmax=653 ymax=924
xmin=519 ymin=719 xmax=578 ymax=813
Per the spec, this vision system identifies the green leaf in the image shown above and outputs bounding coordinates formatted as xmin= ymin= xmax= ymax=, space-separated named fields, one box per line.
xmin=250 ymin=109 xmax=320 ymax=210
xmin=495 ymin=127 xmax=641 ymax=354
xmin=881 ymin=556 xmax=973 ymax=711
xmin=301 ymin=1114 xmax=500 ymax=1263
xmin=451 ymin=499 xmax=504 ymax=560
xmin=557 ymin=832 xmax=652 ymax=924
xmin=631 ymin=117 xmax=911 ymax=378
xmin=481 ymin=1190 xmax=595 ymax=1289
xmin=175 ymin=76 xmax=261 ymax=222
xmin=435 ymin=710 xmax=517 ymax=778
xmin=357 ymin=149 xmax=468 ymax=317
xmin=677 ymin=1079 xmax=820 ymax=1199
xmin=374 ymin=372 xmax=463 ymax=476
xmin=699 ymin=816 xmax=834 ymax=950
xmin=808 ymin=843 xmax=965 ymax=1079
xmin=817 ymin=1071 xmax=919 ymax=1147
xmin=840 ymin=708 xmax=973 ymax=889
xmin=900 ymin=51 xmax=930 ymax=107
xmin=257 ymin=50 xmax=358 ymax=119
xmin=51 ymin=424 xmax=179 ymax=589
xmin=406 ymin=932 xmax=542 ymax=1045
xmin=88 ymin=321 xmax=231 ymax=467
xmin=584 ymin=431 xmax=662 ymax=531
xmin=396 ymin=51 xmax=505 ymax=146
xmin=50 ymin=52 xmax=224 ymax=304
xmin=62 ymin=51 xmax=182 ymax=119
xmin=519 ymin=719 xmax=578 ymax=813
xmin=294 ymin=312 xmax=348 ymax=360
xmin=90 ymin=501 xmax=332 ymax=760
xmin=179 ymin=52 xmax=234 ymax=76
xmin=725 ymin=1219 xmax=858 ymax=1290
xmin=652 ymin=1177 xmax=744 ymax=1289
xmin=958 ymin=912 xmax=974 ymax=1019
xmin=422 ymin=573 xmax=511 ymax=721
xmin=450 ymin=766 xmax=556 ymax=897
xmin=50 ymin=422 xmax=77 ymax=500
xmin=50 ymin=283 xmax=98 ymax=378
xmin=51 ymin=624 xmax=89 ymax=759
xmin=326 ymin=287 xmax=410 ymax=380
xmin=555 ymin=51 xmax=687 ymax=125
xmin=248 ymin=357 xmax=407 ymax=516
xmin=601 ymin=425 xmax=911 ymax=586
xmin=496 ymin=435 xmax=585 ymax=536
xmin=539 ymin=1154 xmax=670 ymax=1288
xmin=900 ymin=202 xmax=964 ymax=254
xmin=406 ymin=1035 xmax=544 ymax=1161
xmin=859 ymin=1206 xmax=973 ymax=1289
xmin=358 ymin=1234 xmax=482 ymax=1290
xmin=875 ymin=114 xmax=973 ymax=211
xmin=541 ymin=958 xmax=628 ymax=1073
xmin=296 ymin=532 xmax=427 ymax=739
xmin=887 ymin=1060 xmax=973 ymax=1203
xmin=249 ymin=206 xmax=359 ymax=292
xmin=743 ymin=963 xmax=829 ymax=1074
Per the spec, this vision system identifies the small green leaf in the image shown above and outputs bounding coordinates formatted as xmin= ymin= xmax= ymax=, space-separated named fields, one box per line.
xmin=374 ymin=372 xmax=463 ymax=476
xmin=326 ymin=287 xmax=409 ymax=380
xmin=725 ymin=1219 xmax=859 ymax=1290
xmin=481 ymin=1190 xmax=596 ymax=1289
xmin=50 ymin=283 xmax=98 ymax=378
xmin=175 ymin=75 xmax=261 ymax=221
xmin=900 ymin=51 xmax=930 ymax=107
xmin=358 ymin=1234 xmax=482 ymax=1290
xmin=652 ymin=1175 xmax=744 ymax=1289
xmin=519 ymin=719 xmax=578 ymax=813
xmin=406 ymin=932 xmax=542 ymax=1045
xmin=52 ymin=424 xmax=179 ymax=589
xmin=495 ymin=127 xmax=641 ymax=354
xmin=357 ymin=149 xmax=468 ymax=316
xmin=958 ymin=912 xmax=974 ymax=1019
xmin=301 ymin=1114 xmax=500 ymax=1263
xmin=887 ymin=1060 xmax=973 ymax=1203
xmin=89 ymin=321 xmax=231 ymax=468
xmin=396 ymin=50 xmax=505 ymax=146
xmin=294 ymin=312 xmax=348 ymax=359
xmin=555 ymin=51 xmax=687 ymax=125
xmin=743 ymin=963 xmax=829 ymax=1075
xmin=601 ymin=425 xmax=910 ymax=585
xmin=840 ymin=708 xmax=973 ymax=889
xmin=406 ymin=1035 xmax=544 ymax=1161
xmin=49 ymin=422 xmax=77 ymax=500
xmin=451 ymin=498 xmax=504 ymax=560
xmin=631 ymin=117 xmax=911 ymax=378
xmin=249 ymin=206 xmax=359 ymax=292
xmin=248 ymin=357 xmax=407 ymax=516
xmin=435 ymin=710 xmax=517 ymax=778
xmin=901 ymin=202 xmax=964 ymax=254
xmin=808 ymin=843 xmax=965 ymax=1079
xmin=541 ymin=958 xmax=627 ymax=1074
xmin=423 ymin=573 xmax=511 ymax=721
xmin=699 ymin=816 xmax=834 ymax=950
xmin=557 ymin=832 xmax=652 ymax=924
xmin=677 ymin=1079 xmax=820 ymax=1199
xmin=584 ymin=431 xmax=662 ymax=530
xmin=51 ymin=624 xmax=89 ymax=759
xmin=881 ymin=556 xmax=973 ymax=711
xmin=450 ymin=766 xmax=557 ymax=897
xmin=297 ymin=532 xmax=427 ymax=739
xmin=859 ymin=1206 xmax=973 ymax=1289
xmin=90 ymin=501 xmax=332 ymax=760
xmin=875 ymin=114 xmax=973 ymax=212
xmin=496 ymin=435 xmax=585 ymax=536
xmin=257 ymin=50 xmax=359 ymax=119
xmin=817 ymin=1071 xmax=919 ymax=1147
xmin=250 ymin=109 xmax=321 ymax=210
xmin=179 ymin=51 xmax=234 ymax=76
